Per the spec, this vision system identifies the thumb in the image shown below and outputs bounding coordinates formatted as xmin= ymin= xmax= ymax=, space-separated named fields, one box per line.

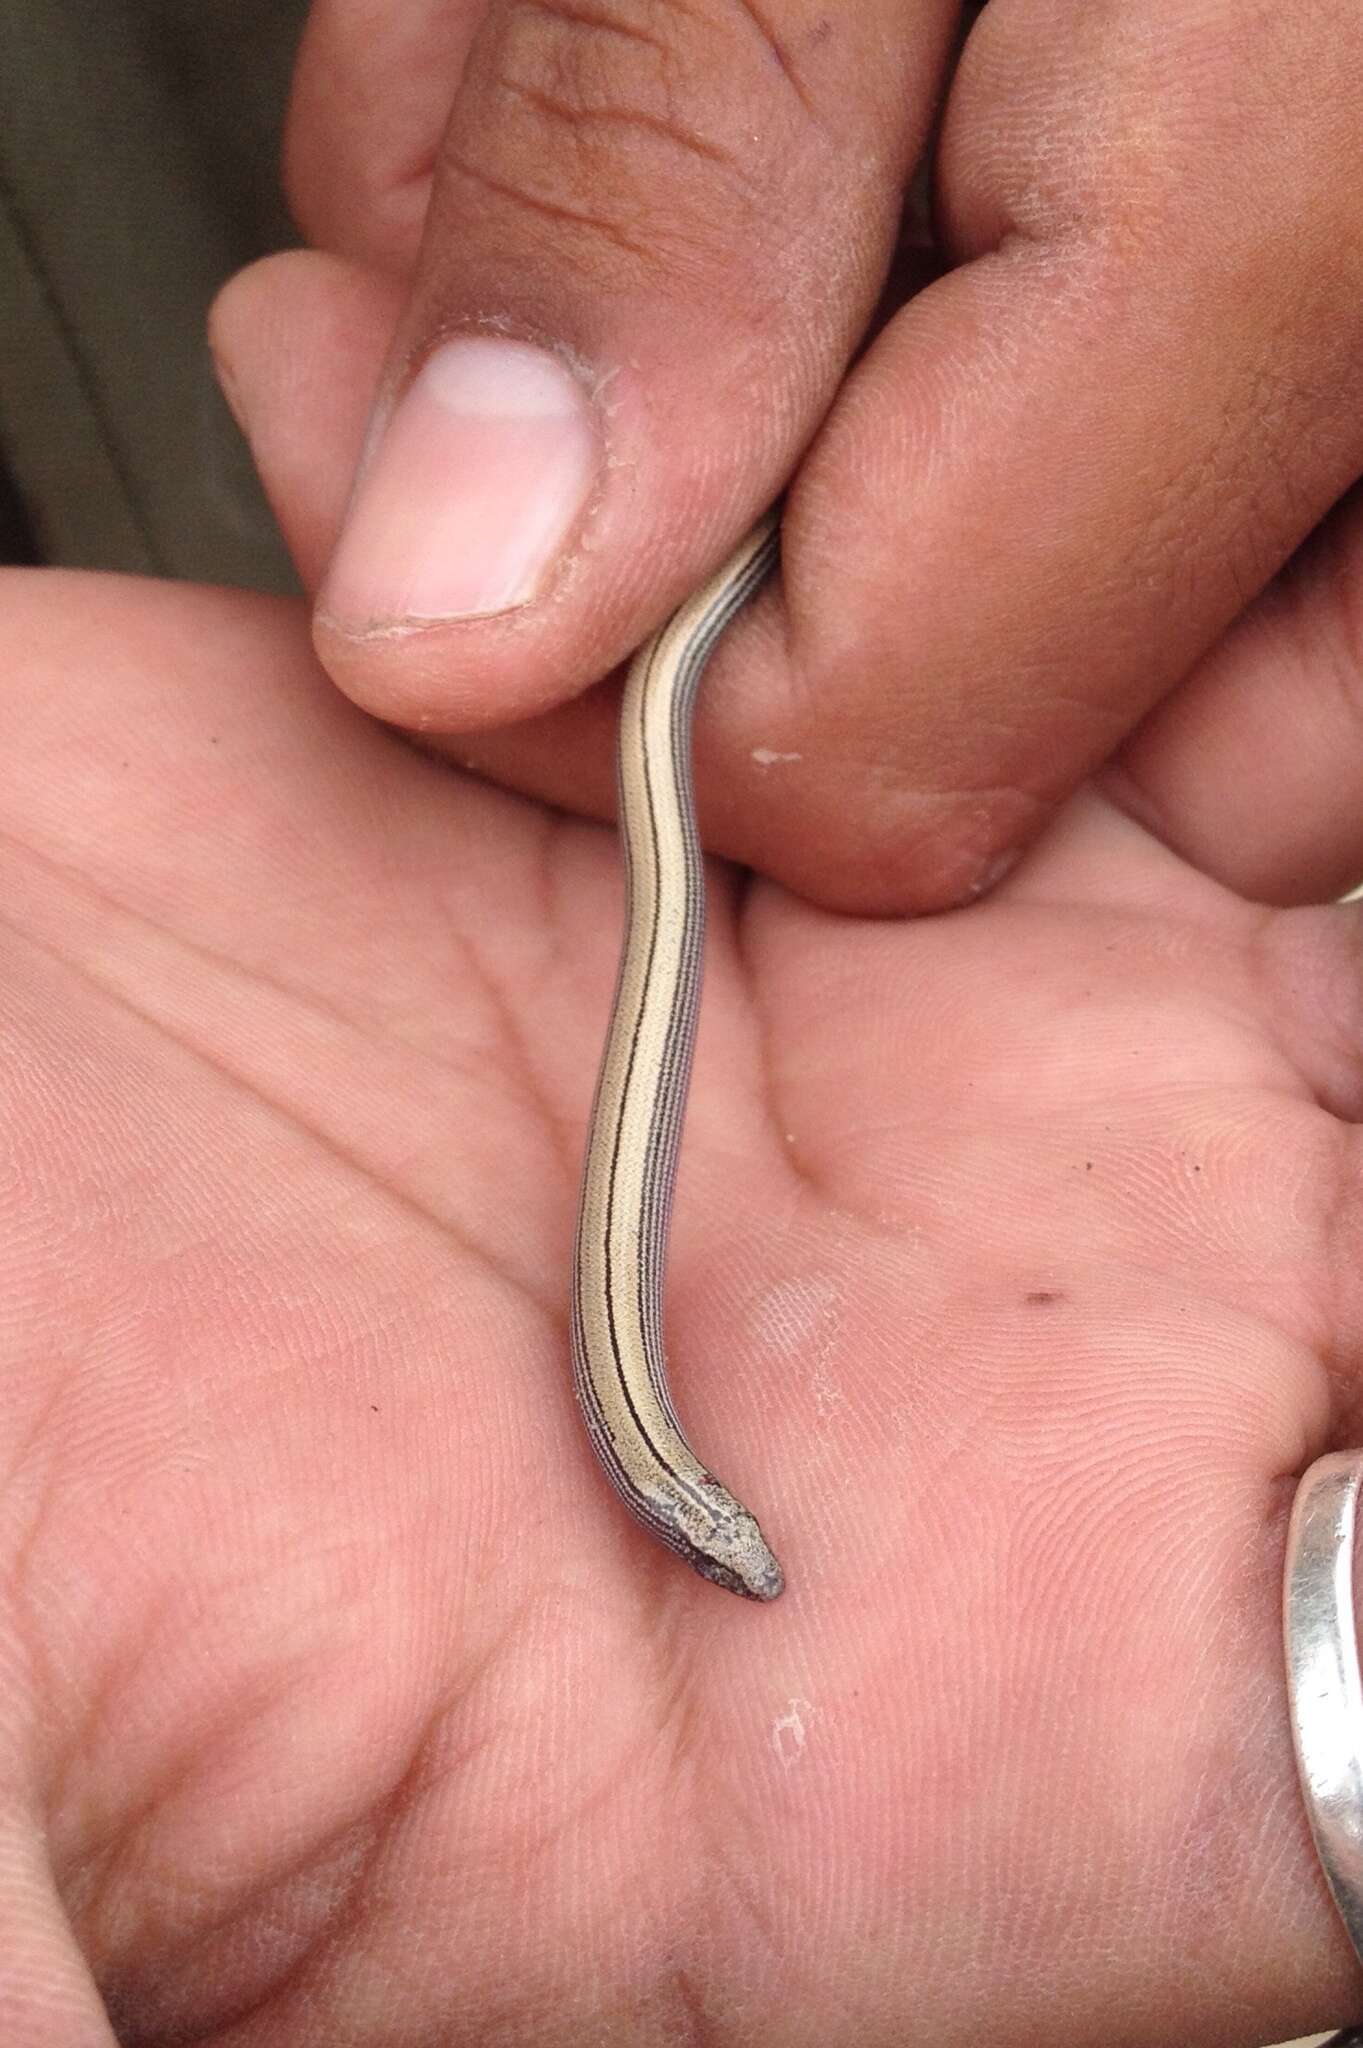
xmin=310 ymin=0 xmax=957 ymax=729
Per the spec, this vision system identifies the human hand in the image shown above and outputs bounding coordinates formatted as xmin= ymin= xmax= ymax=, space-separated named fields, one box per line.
xmin=209 ymin=0 xmax=1363 ymax=913
xmin=2 ymin=560 xmax=1360 ymax=2042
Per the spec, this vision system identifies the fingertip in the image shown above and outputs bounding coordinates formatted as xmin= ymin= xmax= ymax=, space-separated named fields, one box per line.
xmin=207 ymin=251 xmax=405 ymax=592
xmin=764 ymin=814 xmax=1031 ymax=919
xmin=311 ymin=605 xmax=604 ymax=735
xmin=206 ymin=254 xmax=283 ymax=437
xmin=697 ymin=691 xmax=1044 ymax=915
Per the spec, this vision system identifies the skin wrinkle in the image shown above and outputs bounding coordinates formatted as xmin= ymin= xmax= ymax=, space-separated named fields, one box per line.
xmin=530 ymin=795 xmax=580 ymax=991
xmin=441 ymin=143 xmax=657 ymax=269
xmin=359 ymin=1695 xmax=696 ymax=2048
xmin=1250 ymin=922 xmax=1363 ymax=1414
xmin=0 ymin=722 xmax=531 ymax=1093
xmin=1327 ymin=492 xmax=1363 ymax=677
xmin=1135 ymin=425 xmax=1274 ymax=625
xmin=1103 ymin=507 xmax=1363 ymax=901
xmin=221 ymin=1727 xmax=456 ymax=2037
xmin=334 ymin=138 xmax=446 ymax=237
xmin=1006 ymin=673 xmax=1153 ymax=745
xmin=1245 ymin=906 xmax=1340 ymax=1106
xmin=101 ymin=1810 xmax=384 ymax=2041
xmin=391 ymin=1579 xmax=592 ymax=1847
xmin=622 ymin=1772 xmax=776 ymax=2048
xmin=1 ymin=1297 xmax=225 ymax=1769
xmin=95 ymin=1601 xmax=533 ymax=2035
xmin=509 ymin=0 xmax=674 ymax=61
xmin=641 ymin=1620 xmax=715 ymax=1787
xmin=179 ymin=1826 xmax=390 ymax=2044
xmin=727 ymin=874 xmax=835 ymax=1209
xmin=789 ymin=1136 xmax=1331 ymax=1351
xmin=47 ymin=1579 xmax=196 ymax=1874
xmin=81 ymin=1777 xmax=270 ymax=2002
xmin=1308 ymin=1176 xmax=1361 ymax=1461
xmin=665 ymin=1964 xmax=714 ymax=2048
xmin=461 ymin=0 xmax=840 ymax=318
xmin=724 ymin=883 xmax=951 ymax=1242
xmin=738 ymin=879 xmax=1347 ymax=1358
xmin=688 ymin=1812 xmax=792 ymax=2015
xmin=957 ymin=4 xmax=1336 ymax=246
xmin=1324 ymin=1149 xmax=1363 ymax=1451
xmin=1231 ymin=495 xmax=1363 ymax=756
xmin=1100 ymin=755 xmax=1190 ymax=868
xmin=1312 ymin=561 xmax=1363 ymax=743
xmin=0 ymin=819 xmax=566 ymax=1314
xmin=728 ymin=0 xmax=819 ymax=122
xmin=1 ymin=898 xmax=537 ymax=1322
xmin=1111 ymin=1186 xmax=1335 ymax=1362
xmin=71 ymin=1656 xmax=307 ymax=1968
xmin=854 ymin=790 xmax=1048 ymax=912
xmin=494 ymin=1717 xmax=631 ymax=1871
xmin=1142 ymin=1525 xmax=1301 ymax=1990
xmin=623 ymin=1469 xmax=745 ymax=1723
xmin=0 ymin=1369 xmax=79 ymax=1574
xmin=107 ymin=1572 xmax=548 ymax=1990
xmin=498 ymin=76 xmax=736 ymax=170
xmin=0 ymin=1479 xmax=66 ymax=1833
xmin=469 ymin=0 xmax=776 ymax=246
xmin=447 ymin=904 xmax=581 ymax=1190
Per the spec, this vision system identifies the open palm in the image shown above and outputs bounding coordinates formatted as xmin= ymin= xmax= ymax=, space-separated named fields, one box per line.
xmin=2 ymin=563 xmax=1360 ymax=2047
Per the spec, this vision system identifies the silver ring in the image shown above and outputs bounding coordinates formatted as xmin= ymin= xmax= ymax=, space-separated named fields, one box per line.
xmin=1284 ymin=1450 xmax=1363 ymax=1965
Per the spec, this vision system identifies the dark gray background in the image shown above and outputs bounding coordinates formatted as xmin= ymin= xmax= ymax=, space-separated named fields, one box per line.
xmin=0 ymin=0 xmax=305 ymax=587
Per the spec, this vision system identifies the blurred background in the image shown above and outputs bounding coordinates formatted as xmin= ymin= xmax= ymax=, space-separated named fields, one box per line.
xmin=0 ymin=0 xmax=303 ymax=587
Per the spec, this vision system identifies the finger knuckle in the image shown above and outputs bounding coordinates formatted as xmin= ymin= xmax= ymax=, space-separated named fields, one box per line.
xmin=449 ymin=0 xmax=818 ymax=292
xmin=952 ymin=0 xmax=1363 ymax=270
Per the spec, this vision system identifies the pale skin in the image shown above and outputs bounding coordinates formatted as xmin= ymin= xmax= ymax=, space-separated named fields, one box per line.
xmin=2 ymin=542 xmax=1363 ymax=2042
